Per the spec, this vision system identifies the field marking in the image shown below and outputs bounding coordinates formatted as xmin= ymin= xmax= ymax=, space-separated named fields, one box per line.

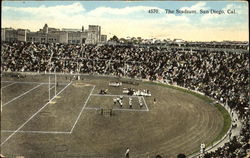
xmin=86 ymin=95 xmax=149 ymax=112
xmin=112 ymin=108 xmax=148 ymax=112
xmin=1 ymin=81 xmax=68 ymax=85
xmin=0 ymin=81 xmax=72 ymax=146
xmin=70 ymin=85 xmax=96 ymax=134
xmin=49 ymin=85 xmax=55 ymax=90
xmin=1 ymin=130 xmax=70 ymax=134
xmin=1 ymin=81 xmax=53 ymax=84
xmin=85 ymin=107 xmax=99 ymax=110
xmin=1 ymin=81 xmax=17 ymax=83
xmin=1 ymin=82 xmax=16 ymax=89
xmin=91 ymin=94 xmax=139 ymax=97
xmin=142 ymin=96 xmax=149 ymax=111
xmin=2 ymin=84 xmax=43 ymax=107
xmin=85 ymin=107 xmax=148 ymax=112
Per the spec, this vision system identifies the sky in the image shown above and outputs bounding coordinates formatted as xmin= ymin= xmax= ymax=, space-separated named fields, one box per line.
xmin=2 ymin=1 xmax=249 ymax=41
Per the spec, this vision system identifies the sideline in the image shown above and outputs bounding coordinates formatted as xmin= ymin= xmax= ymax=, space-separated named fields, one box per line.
xmin=2 ymin=84 xmax=42 ymax=107
xmin=70 ymin=85 xmax=95 ymax=133
xmin=0 ymin=81 xmax=72 ymax=146
xmin=1 ymin=82 xmax=16 ymax=89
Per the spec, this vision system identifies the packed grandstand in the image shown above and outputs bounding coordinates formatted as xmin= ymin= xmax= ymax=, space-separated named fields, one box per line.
xmin=1 ymin=41 xmax=249 ymax=158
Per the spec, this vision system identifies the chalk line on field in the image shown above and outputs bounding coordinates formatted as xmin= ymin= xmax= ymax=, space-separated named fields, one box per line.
xmin=2 ymin=84 xmax=43 ymax=107
xmin=0 ymin=81 xmax=72 ymax=146
xmin=85 ymin=107 xmax=148 ymax=112
xmin=91 ymin=94 xmax=138 ymax=97
xmin=1 ymin=130 xmax=70 ymax=134
xmin=113 ymin=107 xmax=148 ymax=112
xmin=49 ymin=85 xmax=55 ymax=90
xmin=70 ymin=85 xmax=95 ymax=134
xmin=1 ymin=81 xmax=68 ymax=85
xmin=1 ymin=82 xmax=16 ymax=89
xmin=142 ymin=96 xmax=149 ymax=111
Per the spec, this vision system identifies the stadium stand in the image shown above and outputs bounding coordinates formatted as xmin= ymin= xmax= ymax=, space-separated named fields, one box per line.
xmin=1 ymin=41 xmax=249 ymax=158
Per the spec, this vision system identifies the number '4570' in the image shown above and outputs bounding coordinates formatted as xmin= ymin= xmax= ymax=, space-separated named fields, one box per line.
xmin=148 ymin=9 xmax=159 ymax=13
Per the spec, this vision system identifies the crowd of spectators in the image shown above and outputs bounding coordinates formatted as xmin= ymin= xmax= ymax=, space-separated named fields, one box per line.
xmin=1 ymin=41 xmax=249 ymax=158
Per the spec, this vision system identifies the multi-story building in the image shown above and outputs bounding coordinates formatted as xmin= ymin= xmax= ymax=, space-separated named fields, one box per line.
xmin=3 ymin=28 xmax=17 ymax=42
xmin=85 ymin=25 xmax=101 ymax=44
xmin=100 ymin=35 xmax=107 ymax=44
xmin=17 ymin=29 xmax=28 ymax=42
xmin=58 ymin=31 xmax=69 ymax=44
xmin=1 ymin=28 xmax=30 ymax=42
xmin=1 ymin=28 xmax=6 ymax=41
xmin=2 ymin=24 xmax=107 ymax=44
xmin=68 ymin=31 xmax=82 ymax=44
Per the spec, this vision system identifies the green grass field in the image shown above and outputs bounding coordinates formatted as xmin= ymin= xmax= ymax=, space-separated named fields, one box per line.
xmin=0 ymin=73 xmax=230 ymax=158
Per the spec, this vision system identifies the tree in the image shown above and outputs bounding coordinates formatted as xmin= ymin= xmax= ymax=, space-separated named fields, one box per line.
xmin=110 ymin=35 xmax=119 ymax=42
xmin=120 ymin=38 xmax=127 ymax=43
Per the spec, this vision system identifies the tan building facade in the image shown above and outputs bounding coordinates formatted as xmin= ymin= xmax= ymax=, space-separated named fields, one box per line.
xmin=85 ymin=25 xmax=101 ymax=44
xmin=101 ymin=35 xmax=107 ymax=44
xmin=2 ymin=24 xmax=107 ymax=44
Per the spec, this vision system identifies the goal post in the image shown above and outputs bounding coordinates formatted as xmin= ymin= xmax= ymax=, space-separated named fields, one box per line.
xmin=48 ymin=75 xmax=50 ymax=101
xmin=48 ymin=72 xmax=57 ymax=102
xmin=54 ymin=72 xmax=57 ymax=96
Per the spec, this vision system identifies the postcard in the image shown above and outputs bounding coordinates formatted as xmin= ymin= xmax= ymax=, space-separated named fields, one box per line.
xmin=1 ymin=1 xmax=249 ymax=158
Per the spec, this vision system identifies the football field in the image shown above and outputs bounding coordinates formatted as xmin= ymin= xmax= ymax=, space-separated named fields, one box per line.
xmin=1 ymin=73 xmax=227 ymax=158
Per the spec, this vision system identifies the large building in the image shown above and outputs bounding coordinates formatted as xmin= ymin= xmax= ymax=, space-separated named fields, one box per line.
xmin=1 ymin=28 xmax=30 ymax=42
xmin=1 ymin=24 xmax=107 ymax=44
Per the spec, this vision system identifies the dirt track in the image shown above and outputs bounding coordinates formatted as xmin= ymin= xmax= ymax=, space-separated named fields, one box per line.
xmin=1 ymin=74 xmax=224 ymax=158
